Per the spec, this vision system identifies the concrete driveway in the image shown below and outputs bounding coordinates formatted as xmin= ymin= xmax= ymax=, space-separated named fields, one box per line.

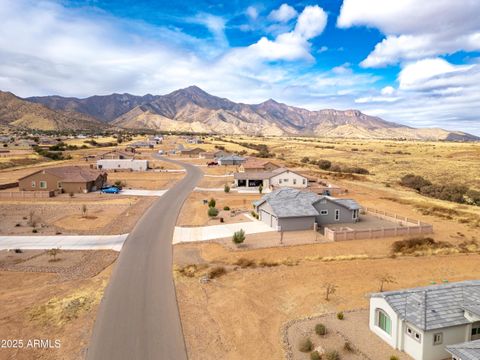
xmin=119 ymin=189 xmax=167 ymax=197
xmin=0 ymin=234 xmax=128 ymax=251
xmin=173 ymin=220 xmax=273 ymax=243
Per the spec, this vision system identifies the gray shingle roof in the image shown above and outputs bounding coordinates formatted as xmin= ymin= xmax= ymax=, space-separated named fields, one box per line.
xmin=219 ymin=155 xmax=245 ymax=161
xmin=321 ymin=197 xmax=361 ymax=210
xmin=254 ymin=188 xmax=320 ymax=218
xmin=371 ymin=280 xmax=480 ymax=331
xmin=447 ymin=339 xmax=480 ymax=360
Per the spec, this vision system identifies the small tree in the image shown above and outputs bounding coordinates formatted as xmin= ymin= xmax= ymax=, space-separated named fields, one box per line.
xmin=81 ymin=204 xmax=87 ymax=218
xmin=208 ymin=198 xmax=216 ymax=208
xmin=315 ymin=323 xmax=327 ymax=336
xmin=224 ymin=184 xmax=230 ymax=193
xmin=232 ymin=229 xmax=245 ymax=245
xmin=28 ymin=210 xmax=36 ymax=227
xmin=324 ymin=282 xmax=337 ymax=301
xmin=378 ymin=274 xmax=397 ymax=292
xmin=298 ymin=337 xmax=313 ymax=353
xmin=258 ymin=184 xmax=263 ymax=194
xmin=47 ymin=248 xmax=60 ymax=262
xmin=208 ymin=207 xmax=219 ymax=217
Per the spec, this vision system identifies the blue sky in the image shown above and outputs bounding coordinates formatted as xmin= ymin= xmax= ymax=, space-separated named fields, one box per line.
xmin=0 ymin=0 xmax=479 ymax=135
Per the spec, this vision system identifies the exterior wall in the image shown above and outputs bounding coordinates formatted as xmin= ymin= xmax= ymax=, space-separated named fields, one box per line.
xmin=278 ymin=216 xmax=314 ymax=231
xmin=19 ymin=172 xmax=62 ymax=192
xmin=422 ymin=325 xmax=469 ymax=360
xmin=269 ymin=171 xmax=307 ymax=188
xmin=313 ymin=199 xmax=355 ymax=225
xmin=403 ymin=322 xmax=424 ymax=360
xmin=97 ymin=159 xmax=148 ymax=171
xmin=257 ymin=202 xmax=277 ymax=229
xmin=62 ymin=182 xmax=90 ymax=194
xmin=369 ymin=297 xmax=401 ymax=349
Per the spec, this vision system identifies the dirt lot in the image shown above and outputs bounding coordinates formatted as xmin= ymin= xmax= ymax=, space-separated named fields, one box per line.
xmin=0 ymin=250 xmax=116 ymax=360
xmin=177 ymin=191 xmax=261 ymax=226
xmin=107 ymin=171 xmax=183 ymax=190
xmin=174 ymin=251 xmax=480 ymax=360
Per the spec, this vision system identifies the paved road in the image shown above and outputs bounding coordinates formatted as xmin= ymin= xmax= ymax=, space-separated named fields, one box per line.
xmin=86 ymin=155 xmax=203 ymax=360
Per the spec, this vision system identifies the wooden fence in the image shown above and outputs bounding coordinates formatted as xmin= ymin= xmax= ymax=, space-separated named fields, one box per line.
xmin=324 ymin=208 xmax=433 ymax=241
xmin=0 ymin=190 xmax=55 ymax=198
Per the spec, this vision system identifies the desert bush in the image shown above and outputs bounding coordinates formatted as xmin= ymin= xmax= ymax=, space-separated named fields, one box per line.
xmin=14 ymin=249 xmax=23 ymax=253
xmin=47 ymin=248 xmax=60 ymax=262
xmin=223 ymin=206 xmax=230 ymax=211
xmin=400 ymin=174 xmax=432 ymax=191
xmin=336 ymin=312 xmax=344 ymax=320
xmin=390 ymin=356 xmax=399 ymax=360
xmin=310 ymin=351 xmax=322 ymax=360
xmin=208 ymin=207 xmax=219 ymax=217
xmin=235 ymin=258 xmax=256 ymax=268
xmin=325 ymin=350 xmax=340 ymax=360
xmin=15 ymin=223 xmax=21 ymax=227
xmin=258 ymin=259 xmax=280 ymax=267
xmin=224 ymin=184 xmax=230 ymax=193
xmin=315 ymin=323 xmax=327 ymax=336
xmin=301 ymin=156 xmax=310 ymax=163
xmin=343 ymin=341 xmax=354 ymax=352
xmin=207 ymin=266 xmax=226 ymax=279
xmin=343 ymin=166 xmax=369 ymax=175
xmin=208 ymin=198 xmax=216 ymax=208
xmin=466 ymin=189 xmax=480 ymax=206
xmin=391 ymin=237 xmax=451 ymax=254
xmin=317 ymin=160 xmax=331 ymax=170
xmin=232 ymin=229 xmax=245 ymax=245
xmin=259 ymin=184 xmax=263 ymax=194
xmin=298 ymin=338 xmax=313 ymax=353
xmin=32 ymin=229 xmax=38 ymax=233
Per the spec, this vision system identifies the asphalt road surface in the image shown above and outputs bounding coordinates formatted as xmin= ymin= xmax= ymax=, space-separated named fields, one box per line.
xmin=86 ymin=155 xmax=203 ymax=360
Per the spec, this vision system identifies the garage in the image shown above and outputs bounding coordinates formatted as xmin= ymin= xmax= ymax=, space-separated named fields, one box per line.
xmin=260 ymin=210 xmax=278 ymax=229
xmin=278 ymin=216 xmax=315 ymax=231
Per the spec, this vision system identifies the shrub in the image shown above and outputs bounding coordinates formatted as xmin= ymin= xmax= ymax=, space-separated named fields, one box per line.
xmin=235 ymin=258 xmax=256 ymax=268
xmin=310 ymin=351 xmax=322 ymax=360
xmin=315 ymin=323 xmax=327 ymax=336
xmin=259 ymin=184 xmax=263 ymax=194
xmin=301 ymin=156 xmax=310 ymax=163
xmin=391 ymin=237 xmax=450 ymax=254
xmin=325 ymin=350 xmax=340 ymax=360
xmin=207 ymin=266 xmax=226 ymax=279
xmin=15 ymin=223 xmax=21 ymax=227
xmin=14 ymin=249 xmax=22 ymax=253
xmin=390 ymin=356 xmax=399 ymax=360
xmin=337 ymin=312 xmax=344 ymax=320
xmin=224 ymin=184 xmax=230 ymax=193
xmin=298 ymin=337 xmax=313 ymax=353
xmin=400 ymin=174 xmax=432 ymax=191
xmin=232 ymin=229 xmax=245 ymax=245
xmin=32 ymin=229 xmax=38 ymax=233
xmin=208 ymin=198 xmax=216 ymax=208
xmin=318 ymin=160 xmax=332 ymax=170
xmin=208 ymin=207 xmax=219 ymax=217
xmin=343 ymin=341 xmax=354 ymax=352
xmin=223 ymin=206 xmax=230 ymax=211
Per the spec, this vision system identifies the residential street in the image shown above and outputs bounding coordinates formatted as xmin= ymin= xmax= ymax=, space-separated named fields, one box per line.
xmin=86 ymin=155 xmax=203 ymax=360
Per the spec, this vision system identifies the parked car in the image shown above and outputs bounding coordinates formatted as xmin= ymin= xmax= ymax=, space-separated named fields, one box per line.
xmin=101 ymin=186 xmax=121 ymax=194
xmin=207 ymin=161 xmax=218 ymax=167
xmin=158 ymin=150 xmax=164 ymax=154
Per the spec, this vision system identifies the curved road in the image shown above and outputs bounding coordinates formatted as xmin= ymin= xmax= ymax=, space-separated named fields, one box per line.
xmin=86 ymin=155 xmax=203 ymax=360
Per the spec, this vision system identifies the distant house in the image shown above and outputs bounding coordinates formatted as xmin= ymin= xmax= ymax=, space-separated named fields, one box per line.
xmin=131 ymin=141 xmax=154 ymax=149
xmin=253 ymin=188 xmax=361 ymax=231
xmin=218 ymin=155 xmax=245 ymax=166
xmin=97 ymin=149 xmax=134 ymax=160
xmin=199 ymin=150 xmax=230 ymax=159
xmin=234 ymin=168 xmax=308 ymax=189
xmin=370 ymin=280 xmax=480 ymax=360
xmin=241 ymin=158 xmax=280 ymax=172
xmin=18 ymin=166 xmax=107 ymax=193
xmin=181 ymin=147 xmax=204 ymax=157
xmin=96 ymin=159 xmax=149 ymax=171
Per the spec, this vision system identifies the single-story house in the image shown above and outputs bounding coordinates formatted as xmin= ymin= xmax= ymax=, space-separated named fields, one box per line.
xmin=131 ymin=141 xmax=154 ymax=149
xmin=97 ymin=149 xmax=134 ymax=160
xmin=447 ymin=339 xmax=480 ymax=359
xmin=199 ymin=150 xmax=230 ymax=159
xmin=19 ymin=166 xmax=107 ymax=193
xmin=369 ymin=280 xmax=480 ymax=360
xmin=96 ymin=159 xmax=148 ymax=171
xmin=253 ymin=188 xmax=361 ymax=231
xmin=181 ymin=147 xmax=204 ymax=157
xmin=241 ymin=158 xmax=280 ymax=172
xmin=218 ymin=155 xmax=245 ymax=166
xmin=235 ymin=168 xmax=308 ymax=189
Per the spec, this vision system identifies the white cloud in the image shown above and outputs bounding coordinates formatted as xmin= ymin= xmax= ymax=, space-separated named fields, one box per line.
xmin=380 ymin=86 xmax=395 ymax=95
xmin=338 ymin=0 xmax=480 ymax=67
xmin=294 ymin=5 xmax=327 ymax=40
xmin=246 ymin=6 xmax=259 ymax=20
xmin=268 ymin=4 xmax=298 ymax=23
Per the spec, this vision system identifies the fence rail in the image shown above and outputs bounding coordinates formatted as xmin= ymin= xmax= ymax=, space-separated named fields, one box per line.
xmin=324 ymin=208 xmax=433 ymax=241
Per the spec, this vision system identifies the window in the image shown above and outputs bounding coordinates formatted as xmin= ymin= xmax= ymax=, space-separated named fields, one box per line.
xmin=353 ymin=209 xmax=358 ymax=219
xmin=433 ymin=333 xmax=443 ymax=345
xmin=39 ymin=181 xmax=47 ymax=189
xmin=471 ymin=325 xmax=480 ymax=339
xmin=320 ymin=210 xmax=328 ymax=215
xmin=293 ymin=179 xmax=297 ymax=185
xmin=377 ymin=310 xmax=391 ymax=334
xmin=303 ymin=179 xmax=306 ymax=185
xmin=335 ymin=209 xmax=340 ymax=221
xmin=279 ymin=179 xmax=282 ymax=184
xmin=57 ymin=182 xmax=62 ymax=189
xmin=284 ymin=178 xmax=288 ymax=182
xmin=406 ymin=326 xmax=422 ymax=342
xmin=31 ymin=181 xmax=36 ymax=188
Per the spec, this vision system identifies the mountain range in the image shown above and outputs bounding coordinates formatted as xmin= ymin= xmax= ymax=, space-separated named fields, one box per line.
xmin=0 ymin=86 xmax=477 ymax=141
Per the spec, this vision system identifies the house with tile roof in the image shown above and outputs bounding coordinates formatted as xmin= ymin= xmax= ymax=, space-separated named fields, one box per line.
xmin=234 ymin=167 xmax=308 ymax=189
xmin=18 ymin=166 xmax=107 ymax=194
xmin=370 ymin=280 xmax=480 ymax=360
xmin=240 ymin=158 xmax=280 ymax=172
xmin=253 ymin=188 xmax=361 ymax=231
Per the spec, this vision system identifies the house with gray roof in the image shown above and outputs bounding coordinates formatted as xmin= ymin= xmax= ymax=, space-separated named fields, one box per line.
xmin=217 ymin=155 xmax=245 ymax=165
xmin=235 ymin=167 xmax=308 ymax=190
xmin=447 ymin=339 xmax=480 ymax=360
xmin=253 ymin=188 xmax=361 ymax=231
xmin=369 ymin=280 xmax=480 ymax=360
